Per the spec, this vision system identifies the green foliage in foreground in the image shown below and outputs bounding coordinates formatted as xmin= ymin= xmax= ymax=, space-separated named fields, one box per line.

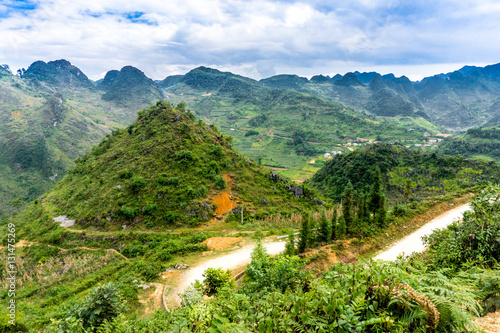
xmin=81 ymin=259 xmax=494 ymax=333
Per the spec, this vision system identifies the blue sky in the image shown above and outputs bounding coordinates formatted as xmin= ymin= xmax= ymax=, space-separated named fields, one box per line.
xmin=0 ymin=0 xmax=499 ymax=81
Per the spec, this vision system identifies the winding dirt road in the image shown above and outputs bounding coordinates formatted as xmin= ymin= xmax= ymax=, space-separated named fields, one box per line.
xmin=374 ymin=203 xmax=470 ymax=261
xmin=170 ymin=241 xmax=286 ymax=305
xmin=168 ymin=202 xmax=471 ymax=306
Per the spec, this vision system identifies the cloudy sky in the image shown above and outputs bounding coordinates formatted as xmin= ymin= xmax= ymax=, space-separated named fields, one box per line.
xmin=1 ymin=0 xmax=499 ymax=81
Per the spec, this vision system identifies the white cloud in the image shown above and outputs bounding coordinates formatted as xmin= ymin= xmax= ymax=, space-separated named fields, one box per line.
xmin=0 ymin=0 xmax=498 ymax=80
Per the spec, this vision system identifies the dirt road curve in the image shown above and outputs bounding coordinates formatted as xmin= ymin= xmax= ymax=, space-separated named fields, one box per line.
xmin=374 ymin=203 xmax=470 ymax=261
xmin=172 ymin=241 xmax=286 ymax=305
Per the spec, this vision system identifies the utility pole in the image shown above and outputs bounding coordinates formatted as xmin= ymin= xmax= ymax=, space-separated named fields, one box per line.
xmin=241 ymin=205 xmax=244 ymax=224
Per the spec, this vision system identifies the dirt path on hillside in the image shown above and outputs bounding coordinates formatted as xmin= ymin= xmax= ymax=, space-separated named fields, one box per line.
xmin=374 ymin=203 xmax=470 ymax=261
xmin=166 ymin=241 xmax=286 ymax=307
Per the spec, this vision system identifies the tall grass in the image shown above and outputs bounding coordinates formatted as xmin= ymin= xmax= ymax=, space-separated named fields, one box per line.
xmin=0 ymin=251 xmax=120 ymax=289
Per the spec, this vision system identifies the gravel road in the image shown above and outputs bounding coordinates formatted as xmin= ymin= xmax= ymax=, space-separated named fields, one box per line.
xmin=171 ymin=241 xmax=286 ymax=305
xmin=374 ymin=203 xmax=470 ymax=261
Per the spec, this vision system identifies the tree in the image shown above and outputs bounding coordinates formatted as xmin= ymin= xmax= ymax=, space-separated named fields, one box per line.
xmin=337 ymin=216 xmax=346 ymax=238
xmin=368 ymin=168 xmax=383 ymax=213
xmin=298 ymin=213 xmax=312 ymax=253
xmin=342 ymin=182 xmax=353 ymax=235
xmin=318 ymin=210 xmax=331 ymax=243
xmin=375 ymin=195 xmax=387 ymax=227
xmin=284 ymin=233 xmax=296 ymax=256
xmin=357 ymin=194 xmax=370 ymax=226
xmin=331 ymin=207 xmax=338 ymax=240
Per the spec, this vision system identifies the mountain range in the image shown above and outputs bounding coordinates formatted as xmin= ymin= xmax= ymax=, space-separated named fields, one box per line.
xmin=2 ymin=59 xmax=500 ymax=218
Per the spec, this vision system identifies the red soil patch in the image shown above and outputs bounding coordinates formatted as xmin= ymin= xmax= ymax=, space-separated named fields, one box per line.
xmin=213 ymin=192 xmax=233 ymax=215
xmin=201 ymin=237 xmax=244 ymax=251
xmin=211 ymin=174 xmax=235 ymax=216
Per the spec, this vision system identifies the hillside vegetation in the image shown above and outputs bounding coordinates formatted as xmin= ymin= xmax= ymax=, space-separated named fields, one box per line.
xmin=307 ymin=144 xmax=500 ymax=204
xmin=438 ymin=126 xmax=500 ymax=161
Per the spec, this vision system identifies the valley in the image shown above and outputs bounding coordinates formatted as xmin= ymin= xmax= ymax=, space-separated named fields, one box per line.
xmin=2 ymin=60 xmax=500 ymax=332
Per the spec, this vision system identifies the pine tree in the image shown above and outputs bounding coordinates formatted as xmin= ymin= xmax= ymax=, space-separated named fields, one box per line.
xmin=338 ymin=216 xmax=346 ymax=238
xmin=342 ymin=182 xmax=353 ymax=235
xmin=318 ymin=210 xmax=331 ymax=243
xmin=298 ymin=213 xmax=312 ymax=253
xmin=375 ymin=194 xmax=387 ymax=227
xmin=368 ymin=168 xmax=383 ymax=213
xmin=331 ymin=207 xmax=338 ymax=240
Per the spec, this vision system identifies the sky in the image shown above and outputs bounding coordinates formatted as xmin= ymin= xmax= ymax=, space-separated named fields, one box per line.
xmin=0 ymin=0 xmax=499 ymax=82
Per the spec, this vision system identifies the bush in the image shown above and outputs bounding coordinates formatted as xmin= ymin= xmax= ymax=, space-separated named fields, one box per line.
xmin=164 ymin=212 xmax=176 ymax=224
xmin=392 ymin=204 xmax=406 ymax=217
xmin=49 ymin=282 xmax=127 ymax=331
xmin=143 ymin=204 xmax=158 ymax=216
xmin=423 ymin=185 xmax=500 ymax=268
xmin=177 ymin=150 xmax=194 ymax=164
xmin=245 ymin=130 xmax=259 ymax=137
xmin=119 ymin=170 xmax=133 ymax=179
xmin=214 ymin=175 xmax=226 ymax=190
xmin=130 ymin=177 xmax=147 ymax=193
xmin=179 ymin=284 xmax=203 ymax=308
xmin=210 ymin=145 xmax=223 ymax=158
xmin=117 ymin=206 xmax=136 ymax=219
xmin=202 ymin=267 xmax=235 ymax=296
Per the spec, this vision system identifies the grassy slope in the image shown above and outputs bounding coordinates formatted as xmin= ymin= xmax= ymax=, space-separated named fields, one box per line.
xmin=22 ymin=101 xmax=319 ymax=229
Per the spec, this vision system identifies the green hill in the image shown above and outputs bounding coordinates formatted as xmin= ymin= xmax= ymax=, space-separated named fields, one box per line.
xmin=307 ymin=144 xmax=500 ymax=204
xmin=437 ymin=126 xmax=500 ymax=161
xmin=23 ymin=101 xmax=319 ymax=230
xmin=0 ymin=102 xmax=320 ymax=330
xmin=99 ymin=66 xmax=164 ymax=108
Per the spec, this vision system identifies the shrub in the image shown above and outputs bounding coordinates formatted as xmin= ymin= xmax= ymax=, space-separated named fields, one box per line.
xmin=177 ymin=150 xmax=194 ymax=164
xmin=143 ymin=204 xmax=158 ymax=216
xmin=210 ymin=145 xmax=223 ymax=158
xmin=49 ymin=282 xmax=127 ymax=331
xmin=119 ymin=170 xmax=133 ymax=179
xmin=423 ymin=185 xmax=500 ymax=268
xmin=117 ymin=206 xmax=136 ymax=219
xmin=179 ymin=284 xmax=203 ymax=308
xmin=202 ymin=267 xmax=235 ymax=296
xmin=392 ymin=204 xmax=406 ymax=217
xmin=214 ymin=175 xmax=226 ymax=190
xmin=164 ymin=212 xmax=176 ymax=224
xmin=244 ymin=130 xmax=259 ymax=137
xmin=130 ymin=177 xmax=147 ymax=193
